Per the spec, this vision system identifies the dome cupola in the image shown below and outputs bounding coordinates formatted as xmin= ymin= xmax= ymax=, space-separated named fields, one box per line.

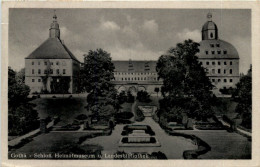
xmin=49 ymin=10 xmax=60 ymax=39
xmin=202 ymin=13 xmax=218 ymax=40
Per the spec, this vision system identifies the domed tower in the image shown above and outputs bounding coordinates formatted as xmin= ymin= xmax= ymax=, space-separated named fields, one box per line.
xmin=202 ymin=13 xmax=218 ymax=40
xmin=197 ymin=13 xmax=240 ymax=95
xmin=49 ymin=11 xmax=60 ymax=39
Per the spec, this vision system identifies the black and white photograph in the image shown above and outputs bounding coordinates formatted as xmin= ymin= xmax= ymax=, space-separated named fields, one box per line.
xmin=2 ymin=2 xmax=258 ymax=165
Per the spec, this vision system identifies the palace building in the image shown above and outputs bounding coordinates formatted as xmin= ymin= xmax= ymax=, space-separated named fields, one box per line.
xmin=24 ymin=12 xmax=239 ymax=95
xmin=197 ymin=13 xmax=240 ymax=94
xmin=111 ymin=60 xmax=162 ymax=94
xmin=25 ymin=14 xmax=80 ymax=94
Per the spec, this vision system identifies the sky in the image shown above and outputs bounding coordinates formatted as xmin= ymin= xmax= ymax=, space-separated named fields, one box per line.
xmin=9 ymin=9 xmax=251 ymax=73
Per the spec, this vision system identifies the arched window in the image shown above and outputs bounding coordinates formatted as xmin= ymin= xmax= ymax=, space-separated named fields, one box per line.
xmin=210 ymin=33 xmax=213 ymax=38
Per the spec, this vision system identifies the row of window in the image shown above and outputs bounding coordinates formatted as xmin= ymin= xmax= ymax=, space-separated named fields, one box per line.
xmin=31 ymin=61 xmax=66 ymax=66
xmin=205 ymin=50 xmax=227 ymax=55
xmin=212 ymin=78 xmax=233 ymax=83
xmin=114 ymin=77 xmax=159 ymax=81
xmin=114 ymin=72 xmax=157 ymax=75
xmin=32 ymin=79 xmax=41 ymax=83
xmin=204 ymin=61 xmax=233 ymax=66
xmin=32 ymin=69 xmax=66 ymax=75
xmin=209 ymin=69 xmax=233 ymax=74
xmin=210 ymin=43 xmax=220 ymax=48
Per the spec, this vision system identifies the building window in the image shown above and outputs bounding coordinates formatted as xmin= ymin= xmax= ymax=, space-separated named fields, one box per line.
xmin=218 ymin=62 xmax=221 ymax=65
xmin=217 ymin=50 xmax=221 ymax=54
xmin=224 ymin=79 xmax=227 ymax=82
xmin=210 ymin=44 xmax=214 ymax=47
xmin=230 ymin=61 xmax=232 ymax=65
xmin=32 ymin=79 xmax=35 ymax=82
xmin=144 ymin=77 xmax=146 ymax=80
xmin=56 ymin=61 xmax=59 ymax=65
xmin=38 ymin=79 xmax=41 ymax=82
xmin=216 ymin=43 xmax=220 ymax=47
xmin=32 ymin=62 xmax=34 ymax=65
xmin=218 ymin=69 xmax=221 ymax=74
xmin=205 ymin=51 xmax=208 ymax=54
xmin=44 ymin=62 xmax=47 ymax=65
xmin=138 ymin=77 xmax=140 ymax=80
xmin=56 ymin=69 xmax=60 ymax=74
xmin=212 ymin=62 xmax=215 ymax=65
xmin=119 ymin=73 xmax=120 ymax=75
xmin=224 ymin=61 xmax=227 ymax=65
xmin=230 ymin=69 xmax=233 ymax=74
xmin=212 ymin=69 xmax=215 ymax=74
xmin=224 ymin=50 xmax=227 ymax=54
xmin=206 ymin=62 xmax=209 ymax=65
xmin=212 ymin=79 xmax=215 ymax=82
xmin=125 ymin=78 xmax=127 ymax=80
xmin=218 ymin=79 xmax=221 ymax=82
xmin=230 ymin=79 xmax=233 ymax=82
xmin=38 ymin=69 xmax=41 ymax=74
xmin=32 ymin=69 xmax=34 ymax=74
xmin=51 ymin=62 xmax=53 ymax=65
xmin=211 ymin=51 xmax=215 ymax=54
xmin=224 ymin=69 xmax=226 ymax=74
xmin=141 ymin=77 xmax=143 ymax=80
xmin=63 ymin=69 xmax=66 ymax=74
xmin=122 ymin=78 xmax=124 ymax=81
xmin=128 ymin=78 xmax=130 ymax=81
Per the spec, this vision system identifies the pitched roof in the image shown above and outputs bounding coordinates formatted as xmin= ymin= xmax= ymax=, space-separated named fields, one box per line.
xmin=26 ymin=38 xmax=80 ymax=62
xmin=112 ymin=60 xmax=157 ymax=72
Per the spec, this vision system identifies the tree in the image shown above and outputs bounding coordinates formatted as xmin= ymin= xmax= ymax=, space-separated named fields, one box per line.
xmin=154 ymin=87 xmax=160 ymax=98
xmin=136 ymin=90 xmax=151 ymax=103
xmin=81 ymin=49 xmax=118 ymax=119
xmin=233 ymin=65 xmax=252 ymax=129
xmin=156 ymin=40 xmax=214 ymax=120
xmin=8 ymin=67 xmax=30 ymax=105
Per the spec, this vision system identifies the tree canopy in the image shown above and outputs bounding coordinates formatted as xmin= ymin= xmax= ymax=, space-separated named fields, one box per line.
xmin=233 ymin=65 xmax=252 ymax=129
xmin=81 ymin=49 xmax=119 ymax=118
xmin=156 ymin=40 xmax=214 ymax=121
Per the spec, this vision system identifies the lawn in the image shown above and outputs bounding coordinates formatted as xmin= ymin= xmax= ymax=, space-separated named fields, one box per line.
xmin=176 ymin=130 xmax=251 ymax=159
xmin=9 ymin=132 xmax=104 ymax=159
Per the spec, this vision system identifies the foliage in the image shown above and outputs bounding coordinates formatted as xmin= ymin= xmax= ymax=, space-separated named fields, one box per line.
xmin=118 ymin=91 xmax=127 ymax=104
xmin=8 ymin=67 xmax=30 ymax=105
xmin=156 ymin=40 xmax=214 ymax=121
xmin=126 ymin=91 xmax=135 ymax=103
xmin=50 ymin=76 xmax=71 ymax=94
xmin=8 ymin=103 xmax=39 ymax=136
xmin=232 ymin=65 xmax=252 ymax=129
xmin=136 ymin=90 xmax=151 ymax=103
xmin=81 ymin=49 xmax=119 ymax=119
xmin=115 ymin=112 xmax=134 ymax=120
xmin=135 ymin=108 xmax=145 ymax=122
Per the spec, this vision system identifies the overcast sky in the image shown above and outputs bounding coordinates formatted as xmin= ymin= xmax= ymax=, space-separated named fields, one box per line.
xmin=9 ymin=9 xmax=251 ymax=73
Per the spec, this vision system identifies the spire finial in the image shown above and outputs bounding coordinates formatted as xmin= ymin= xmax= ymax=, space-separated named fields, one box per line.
xmin=207 ymin=12 xmax=212 ymax=21
xmin=53 ymin=10 xmax=57 ymax=21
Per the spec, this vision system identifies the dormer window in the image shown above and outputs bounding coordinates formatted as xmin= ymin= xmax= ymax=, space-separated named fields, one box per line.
xmin=223 ymin=50 xmax=227 ymax=54
xmin=216 ymin=43 xmax=220 ymax=47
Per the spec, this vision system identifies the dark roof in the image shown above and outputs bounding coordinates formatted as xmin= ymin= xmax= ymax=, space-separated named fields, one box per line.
xmin=26 ymin=38 xmax=80 ymax=62
xmin=197 ymin=39 xmax=239 ymax=59
xmin=202 ymin=21 xmax=218 ymax=32
xmin=112 ymin=60 xmax=157 ymax=72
